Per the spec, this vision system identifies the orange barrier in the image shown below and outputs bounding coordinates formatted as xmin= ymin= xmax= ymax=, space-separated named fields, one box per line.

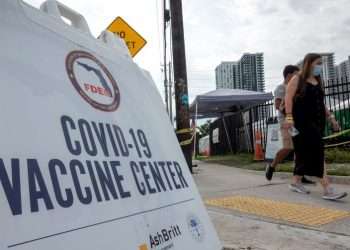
xmin=254 ymin=130 xmax=265 ymax=161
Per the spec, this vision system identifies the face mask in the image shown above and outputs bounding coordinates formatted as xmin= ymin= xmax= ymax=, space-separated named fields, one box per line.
xmin=313 ymin=65 xmax=322 ymax=76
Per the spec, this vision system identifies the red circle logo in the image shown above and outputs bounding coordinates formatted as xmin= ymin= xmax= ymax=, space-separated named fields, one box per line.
xmin=66 ymin=51 xmax=120 ymax=112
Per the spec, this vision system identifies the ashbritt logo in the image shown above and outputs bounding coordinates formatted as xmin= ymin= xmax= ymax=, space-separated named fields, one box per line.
xmin=149 ymin=225 xmax=181 ymax=249
xmin=187 ymin=214 xmax=205 ymax=242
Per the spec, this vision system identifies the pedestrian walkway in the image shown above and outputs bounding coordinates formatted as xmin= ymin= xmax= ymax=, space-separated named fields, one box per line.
xmin=193 ymin=161 xmax=350 ymax=250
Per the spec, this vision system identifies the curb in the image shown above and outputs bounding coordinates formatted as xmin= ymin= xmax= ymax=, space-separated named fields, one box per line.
xmin=222 ymin=247 xmax=256 ymax=250
xmin=198 ymin=160 xmax=350 ymax=185
xmin=209 ymin=163 xmax=350 ymax=186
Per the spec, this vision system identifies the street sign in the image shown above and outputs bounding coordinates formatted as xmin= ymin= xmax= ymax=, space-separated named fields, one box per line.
xmin=107 ymin=16 xmax=147 ymax=57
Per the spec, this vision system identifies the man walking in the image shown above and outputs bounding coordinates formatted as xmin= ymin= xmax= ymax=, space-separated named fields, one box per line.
xmin=265 ymin=65 xmax=314 ymax=184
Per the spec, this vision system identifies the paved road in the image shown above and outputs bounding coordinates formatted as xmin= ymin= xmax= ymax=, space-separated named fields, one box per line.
xmin=193 ymin=161 xmax=350 ymax=250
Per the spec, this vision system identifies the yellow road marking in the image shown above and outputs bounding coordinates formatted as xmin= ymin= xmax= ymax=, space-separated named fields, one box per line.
xmin=205 ymin=196 xmax=350 ymax=227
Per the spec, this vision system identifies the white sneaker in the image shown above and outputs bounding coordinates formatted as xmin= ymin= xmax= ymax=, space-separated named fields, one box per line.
xmin=322 ymin=187 xmax=347 ymax=201
xmin=289 ymin=183 xmax=310 ymax=194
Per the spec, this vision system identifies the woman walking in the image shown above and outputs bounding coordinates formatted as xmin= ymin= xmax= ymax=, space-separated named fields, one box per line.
xmin=284 ymin=53 xmax=347 ymax=200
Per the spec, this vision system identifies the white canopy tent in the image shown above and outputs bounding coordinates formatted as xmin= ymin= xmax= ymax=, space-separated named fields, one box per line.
xmin=190 ymin=88 xmax=273 ymax=154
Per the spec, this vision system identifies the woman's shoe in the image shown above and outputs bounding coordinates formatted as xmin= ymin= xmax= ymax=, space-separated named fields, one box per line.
xmin=322 ymin=187 xmax=347 ymax=200
xmin=265 ymin=164 xmax=275 ymax=181
xmin=289 ymin=183 xmax=310 ymax=194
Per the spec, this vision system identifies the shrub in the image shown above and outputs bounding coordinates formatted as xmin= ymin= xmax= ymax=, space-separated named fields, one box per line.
xmin=325 ymin=148 xmax=350 ymax=163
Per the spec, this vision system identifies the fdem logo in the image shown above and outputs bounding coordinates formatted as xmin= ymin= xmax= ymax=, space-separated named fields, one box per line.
xmin=66 ymin=50 xmax=120 ymax=112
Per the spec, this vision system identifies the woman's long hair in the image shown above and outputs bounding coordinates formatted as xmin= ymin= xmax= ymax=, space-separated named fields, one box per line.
xmin=296 ymin=53 xmax=322 ymax=97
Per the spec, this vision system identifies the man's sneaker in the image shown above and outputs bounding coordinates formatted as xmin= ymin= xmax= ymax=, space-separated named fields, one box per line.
xmin=301 ymin=176 xmax=316 ymax=185
xmin=289 ymin=183 xmax=310 ymax=194
xmin=322 ymin=187 xmax=348 ymax=201
xmin=265 ymin=164 xmax=275 ymax=181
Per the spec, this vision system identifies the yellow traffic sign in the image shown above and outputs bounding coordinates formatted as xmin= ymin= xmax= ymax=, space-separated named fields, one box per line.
xmin=107 ymin=17 xmax=147 ymax=57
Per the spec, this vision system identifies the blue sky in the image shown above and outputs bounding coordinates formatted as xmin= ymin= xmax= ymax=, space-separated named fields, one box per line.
xmin=24 ymin=0 xmax=350 ymax=104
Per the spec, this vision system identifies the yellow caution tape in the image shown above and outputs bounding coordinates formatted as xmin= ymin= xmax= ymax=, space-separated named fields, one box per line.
xmin=323 ymin=129 xmax=350 ymax=140
xmin=324 ymin=141 xmax=350 ymax=148
xmin=179 ymin=138 xmax=194 ymax=146
xmin=179 ymin=132 xmax=196 ymax=146
xmin=176 ymin=127 xmax=195 ymax=146
xmin=176 ymin=128 xmax=193 ymax=134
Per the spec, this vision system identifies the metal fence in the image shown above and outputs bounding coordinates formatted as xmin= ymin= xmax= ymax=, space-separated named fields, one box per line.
xmin=251 ymin=79 xmax=350 ymax=151
xmin=324 ymin=79 xmax=350 ymax=134
xmin=209 ymin=80 xmax=350 ymax=155
xmin=209 ymin=101 xmax=277 ymax=154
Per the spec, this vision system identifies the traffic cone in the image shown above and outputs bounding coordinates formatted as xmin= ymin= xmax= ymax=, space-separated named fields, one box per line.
xmin=254 ymin=130 xmax=265 ymax=161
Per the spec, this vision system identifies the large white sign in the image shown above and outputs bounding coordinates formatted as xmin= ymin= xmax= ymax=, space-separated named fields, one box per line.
xmin=212 ymin=128 xmax=219 ymax=144
xmin=265 ymin=123 xmax=283 ymax=160
xmin=0 ymin=1 xmax=221 ymax=250
xmin=199 ymin=136 xmax=210 ymax=156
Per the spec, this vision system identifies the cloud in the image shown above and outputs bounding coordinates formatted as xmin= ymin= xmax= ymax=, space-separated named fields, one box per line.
xmin=256 ymin=1 xmax=279 ymax=15
xmin=343 ymin=18 xmax=350 ymax=27
xmin=22 ymin=0 xmax=350 ymax=102
xmin=288 ymin=0 xmax=323 ymax=13
xmin=259 ymin=6 xmax=279 ymax=15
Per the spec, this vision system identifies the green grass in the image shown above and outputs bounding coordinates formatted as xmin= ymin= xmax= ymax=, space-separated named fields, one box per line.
xmin=199 ymin=153 xmax=254 ymax=165
xmin=198 ymin=151 xmax=350 ymax=176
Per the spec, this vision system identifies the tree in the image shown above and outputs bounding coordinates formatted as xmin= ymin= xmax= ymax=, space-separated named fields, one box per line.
xmin=197 ymin=120 xmax=211 ymax=137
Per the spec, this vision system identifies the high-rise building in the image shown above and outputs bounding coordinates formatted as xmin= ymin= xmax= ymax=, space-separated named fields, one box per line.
xmin=215 ymin=53 xmax=265 ymax=92
xmin=335 ymin=57 xmax=350 ymax=100
xmin=321 ymin=53 xmax=336 ymax=97
xmin=321 ymin=53 xmax=336 ymax=83
xmin=336 ymin=57 xmax=350 ymax=83
xmin=239 ymin=53 xmax=265 ymax=92
xmin=296 ymin=53 xmax=336 ymax=82
xmin=296 ymin=53 xmax=336 ymax=96
xmin=215 ymin=62 xmax=239 ymax=89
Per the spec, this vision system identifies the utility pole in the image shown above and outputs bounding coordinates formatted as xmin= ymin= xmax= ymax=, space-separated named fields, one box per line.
xmin=163 ymin=0 xmax=169 ymax=113
xmin=168 ymin=62 xmax=173 ymax=124
xmin=169 ymin=0 xmax=192 ymax=173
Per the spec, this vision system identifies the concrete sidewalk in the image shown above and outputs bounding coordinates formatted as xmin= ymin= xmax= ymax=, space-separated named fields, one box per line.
xmin=193 ymin=161 xmax=350 ymax=250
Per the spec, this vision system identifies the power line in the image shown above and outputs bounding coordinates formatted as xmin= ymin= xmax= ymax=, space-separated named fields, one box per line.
xmin=168 ymin=0 xmax=174 ymax=125
xmin=155 ymin=0 xmax=164 ymax=79
xmin=162 ymin=0 xmax=169 ymax=113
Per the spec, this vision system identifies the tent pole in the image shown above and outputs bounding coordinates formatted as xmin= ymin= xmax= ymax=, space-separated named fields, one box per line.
xmin=193 ymin=103 xmax=198 ymax=157
xmin=222 ymin=114 xmax=234 ymax=154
